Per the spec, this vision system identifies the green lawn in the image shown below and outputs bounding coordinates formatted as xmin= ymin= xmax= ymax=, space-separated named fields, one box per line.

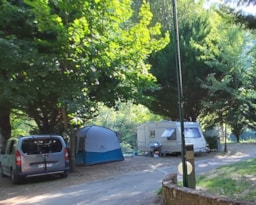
xmin=197 ymin=158 xmax=256 ymax=202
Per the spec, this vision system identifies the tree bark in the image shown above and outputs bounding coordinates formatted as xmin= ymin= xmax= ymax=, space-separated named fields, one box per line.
xmin=61 ymin=107 xmax=76 ymax=172
xmin=69 ymin=125 xmax=77 ymax=172
xmin=0 ymin=103 xmax=12 ymax=149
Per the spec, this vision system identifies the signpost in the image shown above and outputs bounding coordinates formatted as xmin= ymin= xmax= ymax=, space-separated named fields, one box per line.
xmin=172 ymin=0 xmax=188 ymax=187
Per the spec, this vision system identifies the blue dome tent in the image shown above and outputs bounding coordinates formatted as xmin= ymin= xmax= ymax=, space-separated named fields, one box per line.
xmin=75 ymin=126 xmax=124 ymax=165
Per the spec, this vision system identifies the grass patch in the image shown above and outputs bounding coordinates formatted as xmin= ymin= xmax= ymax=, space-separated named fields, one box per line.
xmin=197 ymin=158 xmax=256 ymax=202
xmin=156 ymin=187 xmax=163 ymax=195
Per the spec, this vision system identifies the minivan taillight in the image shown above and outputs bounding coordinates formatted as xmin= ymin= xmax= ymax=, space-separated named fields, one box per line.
xmin=64 ymin=148 xmax=69 ymax=161
xmin=16 ymin=151 xmax=22 ymax=166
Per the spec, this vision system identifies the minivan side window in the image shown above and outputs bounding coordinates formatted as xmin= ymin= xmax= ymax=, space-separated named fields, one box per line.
xmin=21 ymin=138 xmax=62 ymax=155
xmin=6 ymin=140 xmax=16 ymax=154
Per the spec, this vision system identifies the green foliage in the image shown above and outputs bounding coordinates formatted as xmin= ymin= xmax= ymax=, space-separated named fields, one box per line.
xmin=156 ymin=187 xmax=163 ymax=195
xmin=0 ymin=0 xmax=37 ymax=140
xmin=205 ymin=136 xmax=218 ymax=150
xmin=86 ymin=102 xmax=162 ymax=149
xmin=1 ymin=0 xmax=255 ymax=152
xmin=10 ymin=110 xmax=38 ymax=137
xmin=197 ymin=158 xmax=256 ymax=201
xmin=199 ymin=17 xmax=254 ymax=142
xmin=143 ymin=0 xmax=256 ymax=142
xmin=143 ymin=0 xmax=215 ymax=121
xmin=0 ymin=0 xmax=169 ymax=138
xmin=39 ymin=0 xmax=166 ymax=117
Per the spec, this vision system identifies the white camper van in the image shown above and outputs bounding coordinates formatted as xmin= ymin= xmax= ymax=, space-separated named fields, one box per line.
xmin=137 ymin=121 xmax=207 ymax=155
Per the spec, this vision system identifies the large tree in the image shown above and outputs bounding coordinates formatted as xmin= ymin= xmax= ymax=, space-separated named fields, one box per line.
xmin=142 ymin=0 xmax=217 ymax=121
xmin=0 ymin=1 xmax=35 ymax=142
xmin=199 ymin=15 xmax=254 ymax=142
xmin=239 ymin=39 xmax=256 ymax=130
xmin=197 ymin=0 xmax=256 ymax=141
xmin=24 ymin=0 xmax=169 ymax=130
xmin=0 ymin=0 xmax=169 ymax=143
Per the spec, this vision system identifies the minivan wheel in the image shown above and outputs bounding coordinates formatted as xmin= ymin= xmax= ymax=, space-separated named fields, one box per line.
xmin=60 ymin=171 xmax=68 ymax=178
xmin=10 ymin=169 xmax=20 ymax=184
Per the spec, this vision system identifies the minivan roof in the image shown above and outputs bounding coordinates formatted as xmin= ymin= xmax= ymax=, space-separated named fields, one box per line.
xmin=12 ymin=135 xmax=62 ymax=140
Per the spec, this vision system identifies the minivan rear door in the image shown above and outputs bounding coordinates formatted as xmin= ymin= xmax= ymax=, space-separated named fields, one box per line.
xmin=41 ymin=137 xmax=66 ymax=172
xmin=20 ymin=137 xmax=65 ymax=174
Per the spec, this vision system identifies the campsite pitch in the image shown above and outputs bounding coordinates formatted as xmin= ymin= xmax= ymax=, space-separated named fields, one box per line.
xmin=0 ymin=143 xmax=256 ymax=205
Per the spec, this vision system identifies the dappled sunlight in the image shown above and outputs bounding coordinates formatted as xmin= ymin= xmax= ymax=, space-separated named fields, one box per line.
xmin=1 ymin=144 xmax=255 ymax=204
xmin=80 ymin=190 xmax=147 ymax=205
xmin=216 ymin=151 xmax=250 ymax=159
xmin=215 ymin=143 xmax=256 ymax=160
xmin=232 ymin=151 xmax=250 ymax=158
xmin=198 ymin=161 xmax=219 ymax=168
xmin=244 ymin=175 xmax=256 ymax=182
xmin=197 ymin=157 xmax=256 ymax=201
xmin=0 ymin=180 xmax=159 ymax=205
xmin=150 ymin=162 xmax=165 ymax=169
xmin=0 ymin=193 xmax=63 ymax=205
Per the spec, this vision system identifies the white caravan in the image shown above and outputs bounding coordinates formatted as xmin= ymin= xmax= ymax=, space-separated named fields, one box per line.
xmin=137 ymin=121 xmax=207 ymax=155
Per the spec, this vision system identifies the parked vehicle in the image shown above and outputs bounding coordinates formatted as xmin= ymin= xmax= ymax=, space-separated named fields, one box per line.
xmin=137 ymin=121 xmax=208 ymax=155
xmin=0 ymin=135 xmax=69 ymax=184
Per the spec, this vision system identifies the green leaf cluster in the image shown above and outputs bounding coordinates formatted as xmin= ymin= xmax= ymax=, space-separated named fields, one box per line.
xmin=143 ymin=0 xmax=216 ymax=121
xmin=0 ymin=0 xmax=169 ymax=140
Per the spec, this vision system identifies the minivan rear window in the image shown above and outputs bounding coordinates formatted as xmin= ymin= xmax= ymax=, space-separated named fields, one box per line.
xmin=21 ymin=138 xmax=62 ymax=155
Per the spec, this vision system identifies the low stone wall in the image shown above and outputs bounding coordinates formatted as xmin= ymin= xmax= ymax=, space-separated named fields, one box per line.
xmin=162 ymin=173 xmax=255 ymax=205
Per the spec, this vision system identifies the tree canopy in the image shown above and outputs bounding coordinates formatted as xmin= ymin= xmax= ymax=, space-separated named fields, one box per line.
xmin=198 ymin=0 xmax=256 ymax=142
xmin=1 ymin=0 xmax=256 ymax=146
xmin=142 ymin=0 xmax=217 ymax=121
xmin=143 ymin=0 xmax=256 ymax=142
xmin=0 ymin=0 xmax=169 ymax=143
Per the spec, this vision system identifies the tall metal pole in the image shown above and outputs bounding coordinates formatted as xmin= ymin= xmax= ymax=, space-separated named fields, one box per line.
xmin=172 ymin=0 xmax=188 ymax=187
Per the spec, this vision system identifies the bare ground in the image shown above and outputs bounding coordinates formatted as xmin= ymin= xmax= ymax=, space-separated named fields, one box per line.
xmin=0 ymin=143 xmax=255 ymax=204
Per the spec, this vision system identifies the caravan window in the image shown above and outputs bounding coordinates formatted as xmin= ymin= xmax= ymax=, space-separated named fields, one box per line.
xmin=184 ymin=128 xmax=201 ymax=138
xmin=161 ymin=128 xmax=176 ymax=140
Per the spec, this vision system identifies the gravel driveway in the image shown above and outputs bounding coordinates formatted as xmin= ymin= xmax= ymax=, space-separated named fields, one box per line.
xmin=0 ymin=143 xmax=255 ymax=205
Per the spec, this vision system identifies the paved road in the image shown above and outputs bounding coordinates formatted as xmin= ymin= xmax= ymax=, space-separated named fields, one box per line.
xmin=10 ymin=150 xmax=256 ymax=205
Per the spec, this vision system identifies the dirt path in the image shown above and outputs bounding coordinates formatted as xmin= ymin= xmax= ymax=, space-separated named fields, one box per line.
xmin=0 ymin=143 xmax=255 ymax=204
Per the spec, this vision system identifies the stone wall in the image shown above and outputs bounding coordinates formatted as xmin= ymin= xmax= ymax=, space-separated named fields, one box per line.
xmin=162 ymin=173 xmax=255 ymax=205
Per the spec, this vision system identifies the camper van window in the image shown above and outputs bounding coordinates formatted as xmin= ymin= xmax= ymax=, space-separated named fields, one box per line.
xmin=184 ymin=128 xmax=201 ymax=138
xmin=150 ymin=130 xmax=155 ymax=138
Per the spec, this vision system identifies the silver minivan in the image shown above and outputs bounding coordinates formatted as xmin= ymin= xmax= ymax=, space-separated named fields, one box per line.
xmin=0 ymin=135 xmax=70 ymax=184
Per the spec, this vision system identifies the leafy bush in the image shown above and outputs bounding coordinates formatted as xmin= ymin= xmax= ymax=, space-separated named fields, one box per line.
xmin=205 ymin=136 xmax=218 ymax=150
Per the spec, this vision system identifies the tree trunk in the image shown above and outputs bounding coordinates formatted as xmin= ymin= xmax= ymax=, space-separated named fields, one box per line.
xmin=232 ymin=125 xmax=242 ymax=143
xmin=69 ymin=125 xmax=77 ymax=172
xmin=236 ymin=135 xmax=240 ymax=143
xmin=0 ymin=104 xmax=12 ymax=149
xmin=61 ymin=107 xmax=76 ymax=172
